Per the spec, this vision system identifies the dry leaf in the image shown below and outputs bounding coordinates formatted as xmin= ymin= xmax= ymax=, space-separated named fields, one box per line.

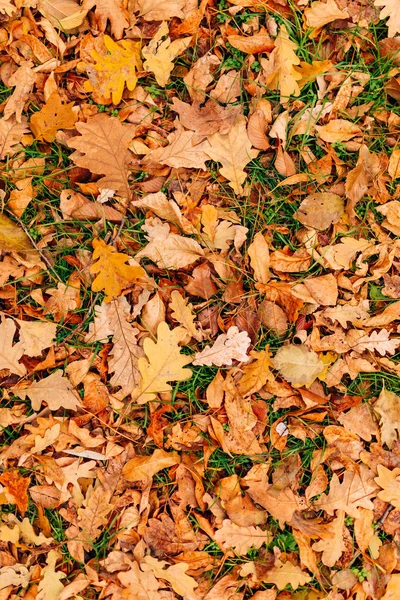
xmin=273 ymin=344 xmax=324 ymax=386
xmin=316 ymin=119 xmax=362 ymax=142
xmin=0 ymin=116 xmax=29 ymax=159
xmin=374 ymin=387 xmax=400 ymax=448
xmin=30 ymin=93 xmax=77 ymax=142
xmin=170 ymin=290 xmax=203 ymax=341
xmin=193 ymin=326 xmax=251 ymax=367
xmin=38 ymin=0 xmax=88 ymax=29
xmin=214 ymin=519 xmax=271 ymax=554
xmin=122 ymin=448 xmax=180 ymax=481
xmin=142 ymin=22 xmax=192 ymax=87
xmin=82 ymin=0 xmax=129 ymax=39
xmin=12 ymin=370 xmax=81 ymax=412
xmin=3 ymin=62 xmax=36 ymax=122
xmin=17 ymin=319 xmax=57 ymax=357
xmin=304 ymin=0 xmax=349 ymax=30
xmin=237 ymin=349 xmax=274 ymax=396
xmin=90 ymin=238 xmax=145 ymax=302
xmin=136 ymin=222 xmax=205 ymax=269
xmin=375 ymin=465 xmax=400 ymax=508
xmin=141 ymin=555 xmax=198 ymax=597
xmin=263 ymin=560 xmax=312 ymax=590
xmin=0 ymin=316 xmax=26 ymax=376
xmin=263 ymin=24 xmax=301 ymax=104
xmin=314 ymin=468 xmax=377 ymax=518
xmin=374 ymin=0 xmax=400 ymax=37
xmin=248 ymin=232 xmax=270 ymax=284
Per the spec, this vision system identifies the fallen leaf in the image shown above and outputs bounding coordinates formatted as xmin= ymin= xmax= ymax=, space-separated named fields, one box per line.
xmin=141 ymin=555 xmax=198 ymax=597
xmin=374 ymin=0 xmax=400 ymax=38
xmin=81 ymin=0 xmax=129 ymax=39
xmin=262 ymin=24 xmax=301 ymax=104
xmin=0 ymin=471 xmax=30 ymax=514
xmin=0 ymin=213 xmax=38 ymax=261
xmin=304 ymin=0 xmax=349 ymax=30
xmin=214 ymin=519 xmax=271 ymax=554
xmin=193 ymin=326 xmax=251 ymax=367
xmin=314 ymin=468 xmax=377 ymax=518
xmin=12 ymin=370 xmax=81 ymax=412
xmin=273 ymin=344 xmax=324 ymax=386
xmin=142 ymin=22 xmax=192 ymax=87
xmin=263 ymin=560 xmax=312 ymax=590
xmin=38 ymin=0 xmax=88 ymax=29
xmin=0 ymin=316 xmax=26 ymax=376
xmin=170 ymin=290 xmax=203 ymax=341
xmin=227 ymin=31 xmax=274 ymax=54
xmin=136 ymin=222 xmax=205 ymax=269
xmin=30 ymin=93 xmax=77 ymax=142
xmin=122 ymin=448 xmax=180 ymax=481
xmin=248 ymin=232 xmax=270 ymax=284
xmin=316 ymin=119 xmax=362 ymax=143
xmin=0 ymin=116 xmax=29 ymax=159
xmin=17 ymin=319 xmax=57 ymax=357
xmin=375 ymin=465 xmax=400 ymax=508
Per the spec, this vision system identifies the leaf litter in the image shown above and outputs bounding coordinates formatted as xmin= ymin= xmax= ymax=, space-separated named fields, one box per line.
xmin=1 ymin=1 xmax=400 ymax=599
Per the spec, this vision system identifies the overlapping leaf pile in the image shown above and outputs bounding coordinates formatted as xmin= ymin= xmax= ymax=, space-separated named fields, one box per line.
xmin=1 ymin=0 xmax=400 ymax=598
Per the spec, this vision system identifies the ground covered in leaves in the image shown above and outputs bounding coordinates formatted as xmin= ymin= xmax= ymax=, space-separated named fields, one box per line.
xmin=2 ymin=0 xmax=400 ymax=599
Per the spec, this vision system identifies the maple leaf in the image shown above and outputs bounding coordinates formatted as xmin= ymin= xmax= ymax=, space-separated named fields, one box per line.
xmin=0 ymin=116 xmax=29 ymax=159
xmin=263 ymin=560 xmax=312 ymax=590
xmin=204 ymin=116 xmax=258 ymax=194
xmin=135 ymin=222 xmax=204 ymax=269
xmin=375 ymin=465 xmax=400 ymax=508
xmin=30 ymin=93 xmax=77 ymax=142
xmin=314 ymin=468 xmax=377 ymax=518
xmin=12 ymin=370 xmax=81 ymax=412
xmin=90 ymin=238 xmax=145 ymax=302
xmin=122 ymin=448 xmax=180 ymax=481
xmin=304 ymin=0 xmax=349 ymax=30
xmin=134 ymin=321 xmax=192 ymax=403
xmin=273 ymin=344 xmax=324 ymax=386
xmin=68 ymin=114 xmax=136 ymax=199
xmin=142 ymin=21 xmax=192 ymax=87
xmin=81 ymin=0 xmax=129 ymax=39
xmin=214 ymin=520 xmax=271 ymax=555
xmin=141 ymin=556 xmax=198 ymax=597
xmin=374 ymin=0 xmax=400 ymax=37
xmin=193 ymin=326 xmax=251 ymax=367
xmin=294 ymin=192 xmax=344 ymax=230
xmin=83 ymin=35 xmax=141 ymax=104
xmin=262 ymin=24 xmax=301 ymax=104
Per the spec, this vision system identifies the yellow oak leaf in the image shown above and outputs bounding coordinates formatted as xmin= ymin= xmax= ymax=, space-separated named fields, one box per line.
xmin=141 ymin=556 xmax=198 ymax=597
xmin=90 ymin=238 xmax=146 ymax=302
xmin=375 ymin=0 xmax=400 ymax=38
xmin=294 ymin=60 xmax=333 ymax=88
xmin=263 ymin=560 xmax=312 ymax=590
xmin=84 ymin=35 xmax=142 ymax=104
xmin=262 ymin=24 xmax=301 ymax=104
xmin=30 ymin=93 xmax=77 ymax=142
xmin=142 ymin=21 xmax=192 ymax=87
xmin=237 ymin=349 xmax=274 ymax=396
xmin=170 ymin=290 xmax=203 ymax=341
xmin=0 ymin=116 xmax=29 ymax=159
xmin=134 ymin=321 xmax=192 ymax=403
xmin=38 ymin=0 xmax=88 ymax=30
xmin=204 ymin=115 xmax=259 ymax=194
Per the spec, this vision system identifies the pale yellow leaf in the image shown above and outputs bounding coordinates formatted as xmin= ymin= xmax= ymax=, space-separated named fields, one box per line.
xmin=193 ymin=326 xmax=251 ymax=367
xmin=17 ymin=319 xmax=57 ymax=357
xmin=304 ymin=0 xmax=348 ymax=30
xmin=143 ymin=21 xmax=192 ymax=87
xmin=273 ymin=344 xmax=324 ymax=386
xmin=214 ymin=519 xmax=272 ymax=555
xmin=0 ymin=316 xmax=26 ymax=376
xmin=12 ymin=370 xmax=81 ymax=412
xmin=170 ymin=290 xmax=203 ymax=341
xmin=375 ymin=0 xmax=400 ymax=38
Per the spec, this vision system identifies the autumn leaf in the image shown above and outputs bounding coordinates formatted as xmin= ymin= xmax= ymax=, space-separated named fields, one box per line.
xmin=0 ymin=116 xmax=29 ymax=159
xmin=0 ymin=213 xmax=39 ymax=262
xmin=193 ymin=326 xmax=251 ymax=367
xmin=68 ymin=113 xmax=135 ymax=199
xmin=77 ymin=485 xmax=111 ymax=549
xmin=375 ymin=465 xmax=400 ymax=508
xmin=11 ymin=370 xmax=81 ymax=412
xmin=314 ymin=468 xmax=378 ymax=518
xmin=388 ymin=149 xmax=400 ymax=179
xmin=141 ymin=555 xmax=198 ymax=597
xmin=304 ymin=0 xmax=349 ymax=31
xmin=227 ymin=31 xmax=274 ymax=54
xmin=3 ymin=62 xmax=36 ymax=122
xmin=0 ymin=316 xmax=26 ymax=376
xmin=262 ymin=24 xmax=301 ymax=104
xmin=142 ymin=21 xmax=192 ymax=87
xmin=263 ymin=560 xmax=312 ymax=590
xmin=273 ymin=344 xmax=324 ymax=386
xmin=37 ymin=550 xmax=65 ymax=600
xmin=214 ymin=520 xmax=272 ymax=555
xmin=316 ymin=119 xmax=362 ymax=142
xmin=90 ymin=238 xmax=145 ymax=302
xmin=204 ymin=116 xmax=259 ymax=194
xmin=311 ymin=510 xmax=346 ymax=567
xmin=248 ymin=232 xmax=270 ymax=284
xmin=38 ymin=0 xmax=88 ymax=30
xmin=374 ymin=387 xmax=400 ymax=448
xmin=170 ymin=290 xmax=203 ymax=341
xmin=30 ymin=93 xmax=77 ymax=142
xmin=83 ymin=35 xmax=142 ymax=104
xmin=134 ymin=321 xmax=193 ymax=403
xmin=237 ymin=350 xmax=273 ymax=396
xmin=374 ymin=0 xmax=400 ymax=38
xmin=0 ymin=471 xmax=30 ymax=514
xmin=122 ymin=448 xmax=180 ymax=481
xmin=81 ymin=0 xmax=129 ymax=39
xmin=135 ymin=222 xmax=205 ymax=269
xmin=294 ymin=192 xmax=344 ymax=230
xmin=17 ymin=319 xmax=57 ymax=358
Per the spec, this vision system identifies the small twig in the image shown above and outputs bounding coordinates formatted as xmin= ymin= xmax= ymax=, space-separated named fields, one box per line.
xmin=377 ymin=504 xmax=395 ymax=527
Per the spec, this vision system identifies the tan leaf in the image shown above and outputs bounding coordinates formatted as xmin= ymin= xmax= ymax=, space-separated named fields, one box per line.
xmin=17 ymin=319 xmax=57 ymax=358
xmin=363 ymin=300 xmax=400 ymax=327
xmin=374 ymin=387 xmax=400 ymax=448
xmin=247 ymin=110 xmax=270 ymax=150
xmin=0 ymin=316 xmax=26 ymax=376
xmin=248 ymin=232 xmax=270 ymax=284
xmin=294 ymin=192 xmax=344 ymax=230
xmin=214 ymin=519 xmax=271 ymax=555
xmin=311 ymin=510 xmax=345 ymax=567
xmin=345 ymin=144 xmax=380 ymax=218
xmin=0 ymin=213 xmax=38 ymax=262
xmin=0 ymin=0 xmax=16 ymax=16
xmin=375 ymin=0 xmax=400 ymax=38
xmin=294 ymin=59 xmax=333 ymax=88
xmin=142 ymin=22 xmax=192 ymax=87
xmin=8 ymin=177 xmax=34 ymax=218
xmin=131 ymin=191 xmax=194 ymax=234
xmin=204 ymin=116 xmax=259 ymax=194
xmin=141 ymin=555 xmax=198 ymax=597
xmin=135 ymin=321 xmax=193 ymax=403
xmin=314 ymin=468 xmax=378 ymax=518
xmin=389 ymin=149 xmax=400 ymax=179
xmin=38 ymin=0 xmax=88 ymax=30
xmin=81 ymin=0 xmax=129 ymax=39
xmin=227 ymin=31 xmax=274 ymax=54
xmin=68 ymin=114 xmax=136 ymax=199
xmin=30 ymin=92 xmax=77 ymax=142
xmin=238 ymin=349 xmax=274 ymax=396
xmin=171 ymin=98 xmax=241 ymax=138
xmin=37 ymin=550 xmax=65 ymax=600
xmin=122 ymin=448 xmax=180 ymax=481
xmin=262 ymin=24 xmax=301 ymax=104
xmin=135 ymin=0 xmax=185 ymax=20
xmin=263 ymin=560 xmax=312 ymax=590
xmin=146 ymin=124 xmax=210 ymax=169
xmin=273 ymin=344 xmax=324 ymax=386
xmin=77 ymin=486 xmax=112 ymax=549
xmin=183 ymin=54 xmax=220 ymax=102
xmin=170 ymin=290 xmax=203 ymax=341
xmin=3 ymin=62 xmax=36 ymax=122
xmin=0 ymin=116 xmax=29 ymax=159
xmin=136 ymin=224 xmax=204 ymax=269
xmin=375 ymin=465 xmax=400 ymax=508
xmin=354 ymin=508 xmax=382 ymax=559
xmin=60 ymin=189 xmax=122 ymax=222
xmin=316 ymin=119 xmax=362 ymax=142
xmin=118 ymin=562 xmax=162 ymax=599
xmin=11 ymin=370 xmax=81 ymax=412
xmin=0 ymin=565 xmax=31 ymax=591
xmin=304 ymin=0 xmax=349 ymax=30
xmin=193 ymin=326 xmax=251 ymax=367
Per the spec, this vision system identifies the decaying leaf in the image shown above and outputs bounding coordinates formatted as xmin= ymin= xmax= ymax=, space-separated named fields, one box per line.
xmin=193 ymin=326 xmax=251 ymax=367
xmin=273 ymin=344 xmax=324 ymax=386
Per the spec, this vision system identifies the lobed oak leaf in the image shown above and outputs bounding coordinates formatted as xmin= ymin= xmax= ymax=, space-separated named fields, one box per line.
xmin=145 ymin=122 xmax=210 ymax=170
xmin=214 ymin=519 xmax=272 ymax=555
xmin=262 ymin=24 xmax=301 ymax=104
xmin=122 ymin=448 xmax=180 ymax=481
xmin=375 ymin=0 xmax=400 ymax=38
xmin=60 ymin=189 xmax=123 ymax=222
xmin=389 ymin=149 xmax=400 ymax=179
xmin=204 ymin=116 xmax=259 ymax=194
xmin=81 ymin=0 xmax=129 ymax=39
xmin=136 ymin=223 xmax=204 ymax=269
xmin=37 ymin=550 xmax=65 ymax=600
xmin=311 ymin=510 xmax=345 ymax=567
xmin=38 ymin=0 xmax=88 ymax=30
xmin=135 ymin=321 xmax=193 ymax=403
xmin=171 ymin=98 xmax=241 ymax=138
xmin=375 ymin=465 xmax=400 ymax=508
xmin=345 ymin=144 xmax=380 ymax=219
xmin=11 ymin=370 xmax=81 ymax=412
xmin=0 ymin=213 xmax=39 ymax=264
xmin=141 ymin=555 xmax=198 ymax=597
xmin=118 ymin=561 xmax=162 ymax=600
xmin=3 ymin=62 xmax=36 ymax=122
xmin=17 ymin=319 xmax=57 ymax=358
xmin=0 ymin=0 xmax=16 ymax=16
xmin=90 ymin=238 xmax=145 ymax=302
xmin=294 ymin=59 xmax=333 ymax=88
xmin=170 ymin=290 xmax=203 ymax=341
xmin=294 ymin=192 xmax=344 ymax=230
xmin=273 ymin=344 xmax=324 ymax=386
xmin=0 ymin=565 xmax=31 ymax=592
xmin=237 ymin=349 xmax=274 ymax=396
xmin=314 ymin=468 xmax=378 ymax=518
xmin=77 ymin=485 xmax=112 ymax=549
xmin=83 ymin=35 xmax=141 ymax=104
xmin=131 ymin=191 xmax=195 ymax=234
xmin=68 ymin=114 xmax=136 ymax=199
xmin=142 ymin=22 xmax=192 ymax=87
xmin=0 ymin=316 xmax=26 ymax=376
xmin=304 ymin=0 xmax=349 ymax=30
xmin=323 ymin=301 xmax=369 ymax=328
xmin=374 ymin=387 xmax=400 ymax=448
xmin=193 ymin=326 xmax=251 ymax=367
xmin=354 ymin=329 xmax=400 ymax=356
xmin=263 ymin=560 xmax=312 ymax=590
xmin=136 ymin=0 xmax=185 ymax=20
xmin=0 ymin=116 xmax=29 ymax=159
xmin=30 ymin=93 xmax=77 ymax=143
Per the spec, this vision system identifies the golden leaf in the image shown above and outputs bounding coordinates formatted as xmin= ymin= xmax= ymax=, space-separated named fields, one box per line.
xmin=0 ymin=116 xmax=29 ymax=159
xmin=0 ymin=316 xmax=26 ymax=376
xmin=273 ymin=344 xmax=324 ymax=387
xmin=170 ymin=290 xmax=203 ymax=341
xmin=135 ymin=321 xmax=192 ymax=403
xmin=0 ymin=213 xmax=38 ymax=260
xmin=262 ymin=24 xmax=301 ymax=104
xmin=38 ymin=0 xmax=88 ymax=30
xmin=83 ymin=35 xmax=141 ymax=104
xmin=11 ymin=370 xmax=81 ymax=412
xmin=237 ymin=349 xmax=274 ymax=396
xmin=90 ymin=238 xmax=145 ymax=302
xmin=30 ymin=93 xmax=77 ymax=142
xmin=142 ymin=21 xmax=192 ymax=87
xmin=122 ymin=448 xmax=180 ymax=481
xmin=304 ymin=0 xmax=349 ymax=31
xmin=375 ymin=465 xmax=400 ymax=508
xmin=81 ymin=0 xmax=129 ymax=39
